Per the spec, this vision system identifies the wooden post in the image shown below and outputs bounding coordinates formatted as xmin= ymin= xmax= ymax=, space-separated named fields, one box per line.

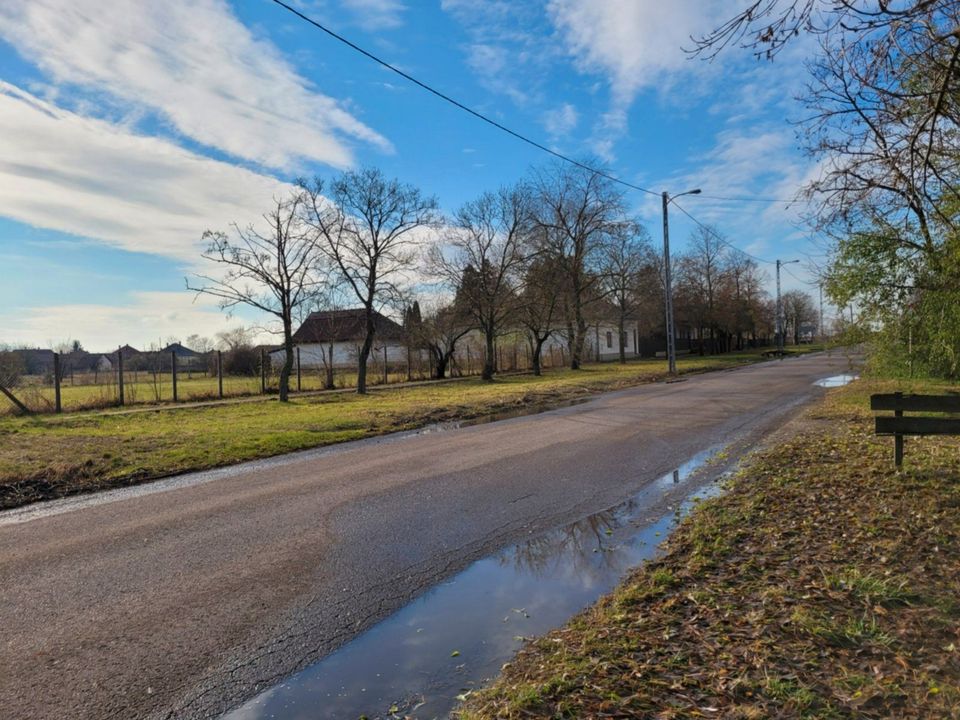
xmin=171 ymin=351 xmax=178 ymax=402
xmin=296 ymin=346 xmax=302 ymax=392
xmin=260 ymin=348 xmax=267 ymax=394
xmin=217 ymin=350 xmax=223 ymax=398
xmin=383 ymin=346 xmax=388 ymax=384
xmin=117 ymin=345 xmax=125 ymax=406
xmin=406 ymin=345 xmax=412 ymax=382
xmin=893 ymin=394 xmax=904 ymax=466
xmin=54 ymin=352 xmax=62 ymax=414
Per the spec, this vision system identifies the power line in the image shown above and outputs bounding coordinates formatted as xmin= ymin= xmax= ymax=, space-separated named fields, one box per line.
xmin=699 ymin=194 xmax=800 ymax=204
xmin=670 ymin=200 xmax=775 ymax=265
xmin=269 ymin=0 xmax=661 ymax=197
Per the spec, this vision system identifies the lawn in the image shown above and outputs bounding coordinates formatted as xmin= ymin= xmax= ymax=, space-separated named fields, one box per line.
xmin=457 ymin=377 xmax=960 ymax=719
xmin=0 ymin=348 xmax=821 ymax=510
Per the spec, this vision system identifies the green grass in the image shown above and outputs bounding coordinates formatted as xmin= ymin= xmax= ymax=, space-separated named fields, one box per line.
xmin=0 ymin=348 xmax=823 ymax=509
xmin=457 ymin=376 xmax=960 ymax=719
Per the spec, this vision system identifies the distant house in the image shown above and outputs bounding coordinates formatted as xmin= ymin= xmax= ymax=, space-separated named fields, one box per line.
xmin=12 ymin=348 xmax=56 ymax=375
xmin=276 ymin=309 xmax=408 ymax=368
xmin=161 ymin=342 xmax=205 ymax=369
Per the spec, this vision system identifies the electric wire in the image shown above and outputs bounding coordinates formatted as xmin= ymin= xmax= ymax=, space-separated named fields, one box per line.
xmin=269 ymin=0 xmax=662 ymax=197
xmin=670 ymin=200 xmax=775 ymax=265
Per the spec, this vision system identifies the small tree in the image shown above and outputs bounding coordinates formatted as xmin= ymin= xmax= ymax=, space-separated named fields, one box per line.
xmin=189 ymin=189 xmax=321 ymax=402
xmin=303 ymin=168 xmax=439 ymax=394
xmin=518 ymin=256 xmax=563 ymax=376
xmin=531 ymin=162 xmax=633 ymax=369
xmin=430 ymin=186 xmax=530 ymax=380
xmin=600 ymin=224 xmax=651 ymax=363
xmin=407 ymin=303 xmax=472 ymax=379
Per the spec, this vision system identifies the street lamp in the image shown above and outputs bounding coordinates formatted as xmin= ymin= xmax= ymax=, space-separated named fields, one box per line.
xmin=776 ymin=259 xmax=799 ymax=354
xmin=662 ymin=188 xmax=700 ymax=375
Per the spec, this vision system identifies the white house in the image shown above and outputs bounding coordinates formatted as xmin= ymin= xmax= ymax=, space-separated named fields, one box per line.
xmin=277 ymin=309 xmax=409 ymax=369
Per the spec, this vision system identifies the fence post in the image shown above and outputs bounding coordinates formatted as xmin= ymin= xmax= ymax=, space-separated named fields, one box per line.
xmin=54 ymin=352 xmax=62 ymax=413
xmin=117 ymin=345 xmax=125 ymax=406
xmin=171 ymin=351 xmax=178 ymax=402
xmin=406 ymin=345 xmax=412 ymax=382
xmin=383 ymin=346 xmax=388 ymax=384
xmin=217 ymin=350 xmax=223 ymax=398
xmin=260 ymin=348 xmax=267 ymax=394
xmin=296 ymin=346 xmax=302 ymax=392
xmin=894 ymin=391 xmax=904 ymax=468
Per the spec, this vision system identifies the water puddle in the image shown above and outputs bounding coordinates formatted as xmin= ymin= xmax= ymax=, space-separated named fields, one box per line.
xmin=814 ymin=374 xmax=859 ymax=388
xmin=224 ymin=447 xmax=725 ymax=720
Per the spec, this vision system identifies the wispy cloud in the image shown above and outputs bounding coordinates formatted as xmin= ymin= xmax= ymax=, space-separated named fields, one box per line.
xmin=0 ymin=82 xmax=292 ymax=262
xmin=543 ymin=102 xmax=578 ymax=138
xmin=341 ymin=0 xmax=406 ymax=31
xmin=546 ymin=0 xmax=726 ymax=159
xmin=0 ymin=0 xmax=391 ymax=171
xmin=1 ymin=292 xmax=246 ymax=349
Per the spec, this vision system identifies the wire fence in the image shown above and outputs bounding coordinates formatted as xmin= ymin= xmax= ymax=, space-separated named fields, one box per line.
xmin=1 ymin=340 xmax=585 ymax=416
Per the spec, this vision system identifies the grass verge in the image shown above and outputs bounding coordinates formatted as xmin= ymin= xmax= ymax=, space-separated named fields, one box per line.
xmin=0 ymin=348 xmax=823 ymax=511
xmin=457 ymin=377 xmax=960 ymax=719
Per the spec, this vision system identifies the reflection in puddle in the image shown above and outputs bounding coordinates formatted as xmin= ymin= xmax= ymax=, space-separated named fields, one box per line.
xmin=224 ymin=448 xmax=723 ymax=720
xmin=814 ymin=374 xmax=859 ymax=388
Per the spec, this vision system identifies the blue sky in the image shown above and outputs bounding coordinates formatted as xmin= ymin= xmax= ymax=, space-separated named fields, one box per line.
xmin=0 ymin=0 xmax=823 ymax=349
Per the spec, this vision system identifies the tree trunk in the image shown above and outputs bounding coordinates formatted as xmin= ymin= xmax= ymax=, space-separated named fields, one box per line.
xmin=431 ymin=345 xmax=448 ymax=379
xmin=618 ymin=316 xmax=626 ymax=364
xmin=324 ymin=342 xmax=335 ymax=389
xmin=356 ymin=308 xmax=376 ymax=394
xmin=279 ymin=317 xmax=293 ymax=402
xmin=482 ymin=329 xmax=495 ymax=381
xmin=531 ymin=337 xmax=545 ymax=376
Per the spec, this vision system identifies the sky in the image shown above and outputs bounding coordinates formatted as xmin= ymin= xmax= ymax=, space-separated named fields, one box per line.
xmin=0 ymin=0 xmax=826 ymax=350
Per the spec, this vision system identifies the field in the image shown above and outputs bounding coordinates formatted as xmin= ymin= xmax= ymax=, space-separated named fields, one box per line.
xmin=0 ymin=348 xmax=828 ymax=510
xmin=458 ymin=376 xmax=960 ymax=719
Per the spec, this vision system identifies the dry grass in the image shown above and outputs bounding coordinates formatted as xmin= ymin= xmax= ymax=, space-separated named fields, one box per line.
xmin=457 ymin=378 xmax=960 ymax=719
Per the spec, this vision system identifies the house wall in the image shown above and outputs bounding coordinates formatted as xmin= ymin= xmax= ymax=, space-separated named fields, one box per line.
xmin=272 ymin=341 xmax=410 ymax=369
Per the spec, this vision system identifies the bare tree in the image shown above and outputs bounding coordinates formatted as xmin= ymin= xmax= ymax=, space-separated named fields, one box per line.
xmin=518 ymin=256 xmax=563 ymax=376
xmin=531 ymin=163 xmax=633 ymax=369
xmin=406 ymin=302 xmax=472 ymax=379
xmin=674 ymin=226 xmax=731 ymax=355
xmin=430 ymin=186 xmax=530 ymax=380
xmin=215 ymin=326 xmax=256 ymax=351
xmin=782 ymin=289 xmax=818 ymax=344
xmin=600 ymin=224 xmax=651 ymax=363
xmin=303 ymin=168 xmax=439 ymax=394
xmin=188 ymin=189 xmax=320 ymax=402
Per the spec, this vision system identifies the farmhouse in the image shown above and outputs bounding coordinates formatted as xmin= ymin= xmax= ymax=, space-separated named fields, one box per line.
xmin=283 ymin=309 xmax=408 ymax=368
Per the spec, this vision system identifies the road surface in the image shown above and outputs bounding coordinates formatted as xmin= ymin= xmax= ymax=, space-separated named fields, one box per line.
xmin=0 ymin=352 xmax=855 ymax=719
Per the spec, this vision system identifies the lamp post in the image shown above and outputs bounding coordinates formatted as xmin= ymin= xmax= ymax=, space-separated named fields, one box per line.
xmin=662 ymin=188 xmax=701 ymax=374
xmin=775 ymin=259 xmax=799 ymax=353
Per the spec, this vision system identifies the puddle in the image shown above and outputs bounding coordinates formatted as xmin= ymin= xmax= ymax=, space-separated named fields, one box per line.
xmin=224 ymin=447 xmax=725 ymax=720
xmin=814 ymin=374 xmax=859 ymax=388
xmin=415 ymin=398 xmax=591 ymax=435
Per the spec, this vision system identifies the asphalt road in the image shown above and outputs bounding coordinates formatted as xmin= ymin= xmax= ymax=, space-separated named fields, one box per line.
xmin=0 ymin=352 xmax=856 ymax=719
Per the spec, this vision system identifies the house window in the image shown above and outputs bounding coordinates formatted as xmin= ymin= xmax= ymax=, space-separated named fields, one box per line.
xmin=606 ymin=331 xmax=613 ymax=348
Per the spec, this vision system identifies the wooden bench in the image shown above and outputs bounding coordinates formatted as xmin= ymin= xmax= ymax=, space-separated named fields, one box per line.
xmin=871 ymin=392 xmax=960 ymax=467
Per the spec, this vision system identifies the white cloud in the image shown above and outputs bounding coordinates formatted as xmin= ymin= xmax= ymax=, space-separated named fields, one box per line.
xmin=0 ymin=0 xmax=391 ymax=171
xmin=546 ymin=1 xmax=728 ymax=158
xmin=543 ymin=103 xmax=578 ymax=138
xmin=0 ymin=82 xmax=293 ymax=262
xmin=546 ymin=0 xmax=722 ymax=104
xmin=0 ymin=292 xmax=251 ymax=350
xmin=341 ymin=0 xmax=406 ymax=30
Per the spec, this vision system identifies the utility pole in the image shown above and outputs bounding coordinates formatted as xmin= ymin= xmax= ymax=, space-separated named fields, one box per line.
xmin=819 ymin=281 xmax=824 ymax=341
xmin=661 ymin=188 xmax=700 ymax=375
xmin=775 ymin=259 xmax=799 ymax=354
xmin=662 ymin=192 xmax=676 ymax=375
